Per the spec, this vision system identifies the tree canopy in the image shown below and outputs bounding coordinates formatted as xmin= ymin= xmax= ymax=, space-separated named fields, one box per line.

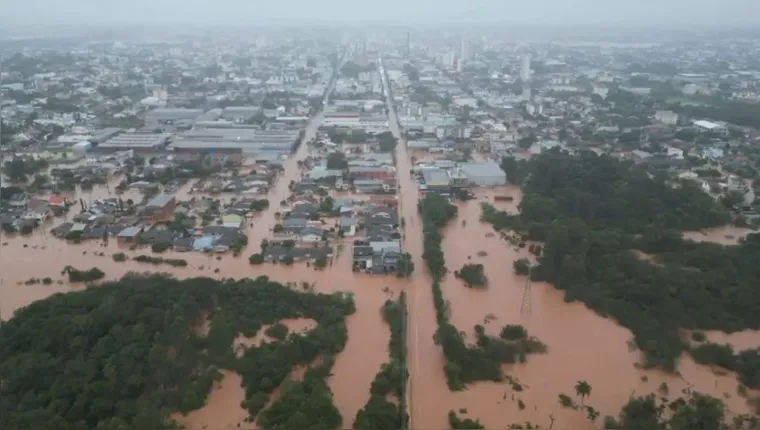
xmin=0 ymin=273 xmax=355 ymax=430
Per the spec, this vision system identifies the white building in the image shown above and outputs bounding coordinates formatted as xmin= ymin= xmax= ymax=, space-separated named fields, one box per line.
xmin=693 ymin=120 xmax=728 ymax=136
xmin=521 ymin=55 xmax=531 ymax=82
xmin=655 ymin=110 xmax=679 ymax=125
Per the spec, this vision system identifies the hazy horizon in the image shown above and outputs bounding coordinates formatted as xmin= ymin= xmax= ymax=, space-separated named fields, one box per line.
xmin=2 ymin=0 xmax=760 ymax=28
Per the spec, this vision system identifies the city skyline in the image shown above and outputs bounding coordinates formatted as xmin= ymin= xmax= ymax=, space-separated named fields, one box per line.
xmin=2 ymin=0 xmax=760 ymax=28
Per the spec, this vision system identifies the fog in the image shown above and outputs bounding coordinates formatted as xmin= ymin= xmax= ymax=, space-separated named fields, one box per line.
xmin=1 ymin=0 xmax=759 ymax=28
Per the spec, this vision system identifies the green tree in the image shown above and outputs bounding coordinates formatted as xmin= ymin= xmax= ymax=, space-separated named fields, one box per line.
xmin=575 ymin=380 xmax=591 ymax=406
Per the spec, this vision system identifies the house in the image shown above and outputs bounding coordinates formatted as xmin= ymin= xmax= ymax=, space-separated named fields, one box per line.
xmin=140 ymin=229 xmax=177 ymax=247
xmin=282 ymin=217 xmax=308 ymax=233
xmin=366 ymin=226 xmax=396 ymax=242
xmin=332 ymin=197 xmax=355 ymax=211
xmin=116 ymin=226 xmax=143 ymax=242
xmin=264 ymin=245 xmax=333 ymax=262
xmin=354 ymin=179 xmax=386 ymax=194
xmin=348 ymin=166 xmax=395 ymax=180
xmin=420 ymin=168 xmax=451 ymax=192
xmin=173 ymin=236 xmax=195 ymax=252
xmin=339 ymin=216 xmax=357 ymax=236
xmin=298 ymin=227 xmax=324 ymax=243
xmin=369 ymin=240 xmax=401 ymax=255
xmin=290 ymin=203 xmax=318 ymax=218
xmin=141 ymin=194 xmax=177 ymax=221
xmin=221 ymin=213 xmax=244 ymax=229
xmin=365 ymin=207 xmax=399 ymax=228
xmin=48 ymin=195 xmax=67 ymax=208
xmin=352 ymin=245 xmax=374 ymax=269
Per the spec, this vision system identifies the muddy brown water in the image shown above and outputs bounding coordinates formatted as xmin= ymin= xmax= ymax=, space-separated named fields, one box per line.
xmin=3 ymin=115 xmax=760 ymax=428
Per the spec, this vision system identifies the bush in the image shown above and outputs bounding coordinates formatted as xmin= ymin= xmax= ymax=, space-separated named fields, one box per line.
xmin=513 ymin=258 xmax=531 ymax=276
xmin=500 ymin=324 xmax=528 ymax=340
xmin=151 ymin=243 xmax=169 ymax=253
xmin=691 ymin=331 xmax=706 ymax=342
xmin=112 ymin=252 xmax=128 ymax=262
xmin=42 ymin=277 xmax=53 ymax=285
xmin=62 ymin=266 xmax=105 ymax=283
xmin=249 ymin=253 xmax=264 ymax=265
xmin=558 ymin=393 xmax=574 ymax=408
xmin=19 ymin=224 xmax=34 ymax=235
xmin=454 ymin=263 xmax=487 ymax=288
xmin=264 ymin=323 xmax=289 ymax=340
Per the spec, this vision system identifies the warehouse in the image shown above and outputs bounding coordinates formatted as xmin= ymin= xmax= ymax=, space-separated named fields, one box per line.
xmin=170 ymin=129 xmax=299 ymax=155
xmin=457 ymin=162 xmax=507 ymax=187
xmin=97 ymin=133 xmax=172 ymax=153
xmin=144 ymin=108 xmax=204 ymax=127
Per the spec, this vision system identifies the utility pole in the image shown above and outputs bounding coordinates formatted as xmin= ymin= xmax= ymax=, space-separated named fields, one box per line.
xmin=520 ymin=275 xmax=532 ymax=316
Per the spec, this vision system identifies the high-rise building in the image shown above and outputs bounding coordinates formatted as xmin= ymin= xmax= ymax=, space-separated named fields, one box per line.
xmin=521 ymin=54 xmax=531 ymax=82
xmin=405 ymin=32 xmax=410 ymax=59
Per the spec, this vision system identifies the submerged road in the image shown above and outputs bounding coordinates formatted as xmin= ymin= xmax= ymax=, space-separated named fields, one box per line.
xmin=379 ymin=54 xmax=429 ymax=430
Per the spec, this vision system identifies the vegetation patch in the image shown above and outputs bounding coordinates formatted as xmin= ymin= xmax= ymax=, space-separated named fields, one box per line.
xmin=133 ymin=255 xmax=188 ymax=267
xmin=448 ymin=410 xmax=484 ymax=429
xmin=61 ymin=265 xmax=105 ymax=283
xmin=353 ymin=293 xmax=408 ymax=429
xmin=454 ymin=263 xmax=487 ymax=288
xmin=689 ymin=342 xmax=760 ymax=389
xmin=0 ymin=273 xmax=355 ymax=429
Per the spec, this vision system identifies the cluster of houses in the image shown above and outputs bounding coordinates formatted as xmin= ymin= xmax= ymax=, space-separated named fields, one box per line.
xmin=306 ymin=151 xmax=398 ymax=195
xmin=48 ymin=193 xmax=258 ymax=254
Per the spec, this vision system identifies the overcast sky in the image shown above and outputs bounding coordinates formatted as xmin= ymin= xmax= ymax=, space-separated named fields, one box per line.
xmin=1 ymin=0 xmax=759 ymax=27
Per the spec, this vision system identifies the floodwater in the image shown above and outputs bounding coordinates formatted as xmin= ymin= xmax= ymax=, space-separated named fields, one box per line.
xmin=381 ymin=73 xmax=760 ymax=429
xmin=171 ymin=370 xmax=251 ymax=430
xmin=682 ymin=226 xmax=756 ymax=245
xmin=234 ymin=318 xmax=318 ymax=356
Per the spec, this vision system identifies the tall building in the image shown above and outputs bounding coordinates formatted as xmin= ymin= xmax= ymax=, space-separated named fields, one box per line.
xmin=521 ymin=54 xmax=531 ymax=82
xmin=405 ymin=32 xmax=410 ymax=59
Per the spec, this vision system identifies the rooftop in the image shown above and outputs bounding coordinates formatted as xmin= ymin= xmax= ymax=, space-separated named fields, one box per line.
xmin=100 ymin=133 xmax=171 ymax=148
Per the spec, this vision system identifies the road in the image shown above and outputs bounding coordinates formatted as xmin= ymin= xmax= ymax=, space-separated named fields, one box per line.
xmin=379 ymin=54 xmax=430 ymax=430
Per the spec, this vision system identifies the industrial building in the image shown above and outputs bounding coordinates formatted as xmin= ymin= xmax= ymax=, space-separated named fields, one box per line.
xmin=457 ymin=162 xmax=508 ymax=186
xmin=170 ymin=128 xmax=299 ymax=155
xmin=97 ymin=133 xmax=172 ymax=153
xmin=693 ymin=120 xmax=729 ymax=136
xmin=144 ymin=108 xmax=205 ymax=127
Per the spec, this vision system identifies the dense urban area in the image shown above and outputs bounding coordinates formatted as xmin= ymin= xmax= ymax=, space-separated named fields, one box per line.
xmin=3 ymin=27 xmax=760 ymax=430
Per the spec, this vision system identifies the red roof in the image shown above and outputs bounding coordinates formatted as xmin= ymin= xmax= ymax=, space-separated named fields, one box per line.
xmin=49 ymin=195 xmax=66 ymax=205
